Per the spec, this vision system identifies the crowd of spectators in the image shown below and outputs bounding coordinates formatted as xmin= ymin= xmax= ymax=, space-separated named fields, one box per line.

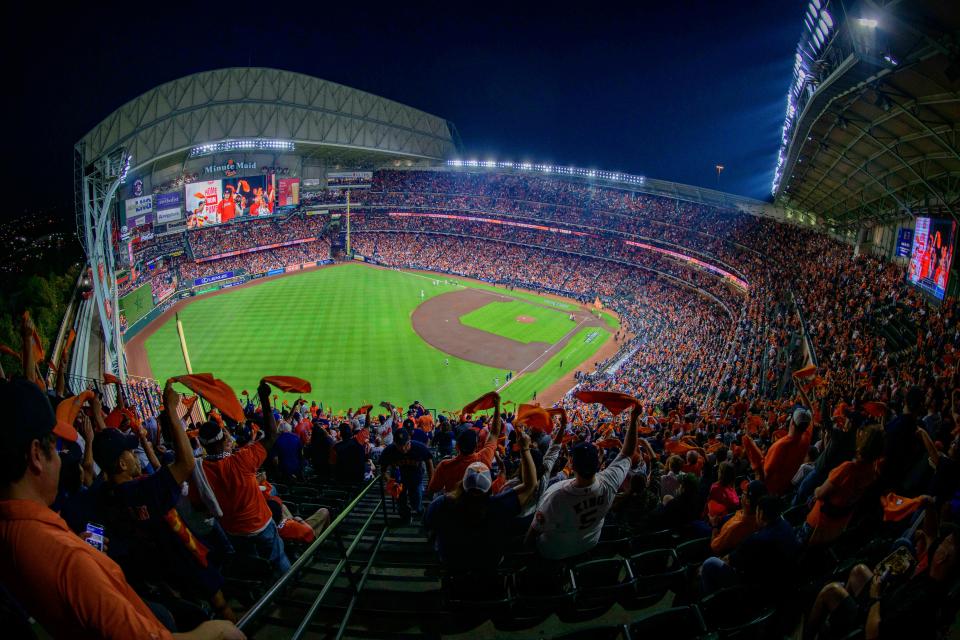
xmin=43 ymin=167 xmax=960 ymax=637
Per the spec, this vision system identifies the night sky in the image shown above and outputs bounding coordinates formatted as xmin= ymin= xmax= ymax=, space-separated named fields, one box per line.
xmin=12 ymin=1 xmax=805 ymax=220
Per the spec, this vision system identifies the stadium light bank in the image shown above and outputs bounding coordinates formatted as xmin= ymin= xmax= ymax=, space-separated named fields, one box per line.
xmin=189 ymin=139 xmax=296 ymax=158
xmin=447 ymin=159 xmax=646 ymax=186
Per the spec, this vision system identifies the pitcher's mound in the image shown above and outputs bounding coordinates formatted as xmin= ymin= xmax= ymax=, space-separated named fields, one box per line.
xmin=517 ymin=315 xmax=536 ymax=324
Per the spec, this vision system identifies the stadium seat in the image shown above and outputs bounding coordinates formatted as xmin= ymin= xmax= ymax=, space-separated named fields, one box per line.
xmin=675 ymin=537 xmax=713 ymax=574
xmin=629 ymin=529 xmax=678 ymax=553
xmin=440 ymin=570 xmax=512 ymax=616
xmin=594 ymin=524 xmax=631 ymax=557
xmin=287 ymin=486 xmax=320 ymax=500
xmin=628 ymin=605 xmax=709 ymax=639
xmin=502 ymin=565 xmax=577 ymax=629
xmin=699 ymin=586 xmax=775 ymax=640
xmin=563 ymin=558 xmax=636 ymax=622
xmin=623 ymin=548 xmax=685 ymax=610
xmin=553 ymin=623 xmax=630 ymax=640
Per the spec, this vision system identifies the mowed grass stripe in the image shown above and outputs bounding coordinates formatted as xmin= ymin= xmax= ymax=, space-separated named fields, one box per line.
xmin=459 ymin=300 xmax=574 ymax=344
xmin=143 ymin=264 xmax=613 ymax=413
xmin=500 ymin=327 xmax=611 ymax=406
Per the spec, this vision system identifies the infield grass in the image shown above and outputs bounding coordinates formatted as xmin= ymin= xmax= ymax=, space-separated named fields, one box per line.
xmin=143 ymin=263 xmax=613 ymax=413
xmin=460 ymin=300 xmax=574 ymax=344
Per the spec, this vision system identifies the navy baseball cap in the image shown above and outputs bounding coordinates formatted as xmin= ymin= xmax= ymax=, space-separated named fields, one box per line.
xmin=92 ymin=428 xmax=139 ymax=472
xmin=0 ymin=377 xmax=78 ymax=449
xmin=456 ymin=429 xmax=478 ymax=455
xmin=571 ymin=442 xmax=600 ymax=476
xmin=394 ymin=428 xmax=411 ymax=445
xmin=746 ymin=480 xmax=767 ymax=502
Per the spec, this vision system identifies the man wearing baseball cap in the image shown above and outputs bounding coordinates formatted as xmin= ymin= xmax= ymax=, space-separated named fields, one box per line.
xmin=425 ymin=430 xmax=539 ymax=570
xmin=0 ymin=377 xmax=243 ymax=639
xmin=93 ymin=380 xmax=236 ymax=622
xmin=526 ymin=402 xmax=641 ymax=560
xmin=426 ymin=392 xmax=502 ymax=495
xmin=762 ymin=407 xmax=813 ymax=496
xmin=379 ymin=427 xmax=433 ymax=522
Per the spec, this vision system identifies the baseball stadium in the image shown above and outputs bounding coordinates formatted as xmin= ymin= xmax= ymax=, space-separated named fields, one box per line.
xmin=3 ymin=1 xmax=960 ymax=639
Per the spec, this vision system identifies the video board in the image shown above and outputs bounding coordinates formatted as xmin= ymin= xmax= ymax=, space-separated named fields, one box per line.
xmin=908 ymin=217 xmax=956 ymax=300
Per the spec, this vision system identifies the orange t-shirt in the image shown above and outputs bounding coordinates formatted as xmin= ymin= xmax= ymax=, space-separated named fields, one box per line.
xmin=0 ymin=499 xmax=173 ymax=639
xmin=806 ymin=460 xmax=877 ymax=532
xmin=763 ymin=430 xmax=811 ymax=496
xmin=202 ymin=442 xmax=273 ymax=535
xmin=710 ymin=508 xmax=759 ymax=556
xmin=426 ymin=434 xmax=497 ymax=494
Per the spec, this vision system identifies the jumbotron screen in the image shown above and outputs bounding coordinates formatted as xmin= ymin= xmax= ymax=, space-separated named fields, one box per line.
xmin=184 ymin=175 xmax=299 ymax=228
xmin=908 ymin=217 xmax=956 ymax=300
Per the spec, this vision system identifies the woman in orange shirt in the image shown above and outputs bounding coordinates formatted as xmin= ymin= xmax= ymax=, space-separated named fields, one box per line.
xmin=803 ymin=425 xmax=884 ymax=546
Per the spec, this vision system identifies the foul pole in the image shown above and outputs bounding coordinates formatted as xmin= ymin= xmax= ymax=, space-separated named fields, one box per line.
xmin=175 ymin=313 xmax=194 ymax=374
xmin=346 ymin=189 xmax=352 ymax=256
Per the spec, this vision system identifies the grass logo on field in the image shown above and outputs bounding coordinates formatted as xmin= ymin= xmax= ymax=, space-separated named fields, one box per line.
xmin=584 ymin=331 xmax=599 ymax=344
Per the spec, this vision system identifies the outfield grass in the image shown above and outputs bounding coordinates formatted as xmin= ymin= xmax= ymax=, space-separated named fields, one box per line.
xmin=143 ymin=264 xmax=613 ymax=413
xmin=499 ymin=327 xmax=610 ymax=405
xmin=460 ymin=300 xmax=574 ymax=344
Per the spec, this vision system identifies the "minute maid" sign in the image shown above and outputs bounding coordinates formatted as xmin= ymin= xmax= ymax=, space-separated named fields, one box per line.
xmin=203 ymin=159 xmax=257 ymax=177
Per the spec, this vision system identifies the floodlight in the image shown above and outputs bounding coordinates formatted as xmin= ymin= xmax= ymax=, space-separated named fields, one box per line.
xmin=857 ymin=18 xmax=878 ymax=28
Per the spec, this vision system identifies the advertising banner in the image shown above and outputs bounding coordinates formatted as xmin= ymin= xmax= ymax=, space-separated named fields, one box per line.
xmin=155 ymin=192 xmax=182 ymax=223
xmin=125 ymin=195 xmax=154 ymax=221
xmin=193 ymin=271 xmax=235 ymax=287
xmin=327 ymin=171 xmax=372 ymax=188
xmin=278 ymin=178 xmax=300 ymax=207
xmin=896 ymin=228 xmax=913 ymax=258
xmin=302 ymin=178 xmax=320 ymax=189
xmin=185 ymin=180 xmax=223 ymax=227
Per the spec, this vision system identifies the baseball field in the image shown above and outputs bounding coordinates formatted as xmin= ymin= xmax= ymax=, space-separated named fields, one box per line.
xmin=131 ymin=263 xmax=619 ymax=413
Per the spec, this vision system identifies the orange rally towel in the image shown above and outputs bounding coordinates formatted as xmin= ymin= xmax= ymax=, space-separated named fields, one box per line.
xmin=793 ymin=363 xmax=817 ymax=378
xmin=574 ymin=390 xmax=639 ymax=416
xmin=462 ymin=391 xmax=499 ymax=415
xmin=880 ymin=493 xmax=926 ymax=522
xmin=56 ymin=391 xmax=95 ymax=427
xmin=261 ymin=376 xmax=312 ymax=393
xmin=515 ymin=404 xmax=552 ymax=430
xmin=173 ymin=374 xmax=245 ymax=423
xmin=386 ymin=479 xmax=403 ymax=499
xmin=595 ymin=438 xmax=622 ymax=450
xmin=103 ymin=373 xmax=120 ymax=385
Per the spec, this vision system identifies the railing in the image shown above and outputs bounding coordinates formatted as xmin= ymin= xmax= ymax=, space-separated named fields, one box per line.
xmin=237 ymin=475 xmax=390 ymax=639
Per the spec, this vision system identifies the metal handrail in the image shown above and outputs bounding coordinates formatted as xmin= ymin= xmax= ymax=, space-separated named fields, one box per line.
xmin=237 ymin=475 xmax=384 ymax=631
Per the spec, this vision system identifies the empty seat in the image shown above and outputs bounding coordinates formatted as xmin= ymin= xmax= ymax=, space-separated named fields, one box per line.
xmin=675 ymin=536 xmax=712 ymax=574
xmin=700 ymin=585 xmax=775 ymax=639
xmin=629 ymin=528 xmax=677 ymax=553
xmin=562 ymin=557 xmax=635 ymax=622
xmin=624 ymin=548 xmax=685 ymax=609
xmin=629 ymin=605 xmax=709 ymax=639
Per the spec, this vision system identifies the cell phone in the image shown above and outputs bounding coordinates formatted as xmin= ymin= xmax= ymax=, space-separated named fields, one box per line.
xmin=85 ymin=522 xmax=105 ymax=551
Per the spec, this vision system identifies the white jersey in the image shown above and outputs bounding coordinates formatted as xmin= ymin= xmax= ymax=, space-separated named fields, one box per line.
xmin=533 ymin=456 xmax=630 ymax=560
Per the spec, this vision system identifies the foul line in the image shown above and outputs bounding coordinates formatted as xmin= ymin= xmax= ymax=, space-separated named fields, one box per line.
xmin=497 ymin=319 xmax=591 ymax=394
